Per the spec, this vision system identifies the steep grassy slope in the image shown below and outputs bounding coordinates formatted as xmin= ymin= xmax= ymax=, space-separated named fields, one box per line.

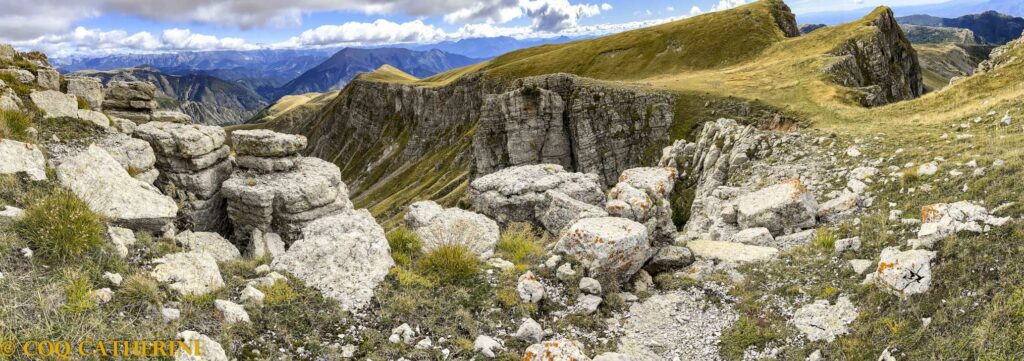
xmin=914 ymin=43 xmax=988 ymax=90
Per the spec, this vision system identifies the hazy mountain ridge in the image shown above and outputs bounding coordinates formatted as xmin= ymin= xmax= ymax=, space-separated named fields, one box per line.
xmin=897 ymin=11 xmax=1024 ymax=45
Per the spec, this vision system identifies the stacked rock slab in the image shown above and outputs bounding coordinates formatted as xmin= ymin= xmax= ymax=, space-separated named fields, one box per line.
xmin=103 ymin=81 xmax=158 ymax=123
xmin=222 ymin=130 xmax=353 ymax=243
xmin=134 ymin=122 xmax=233 ymax=233
xmin=606 ymin=167 xmax=679 ymax=246
xmin=469 ymin=164 xmax=605 ymax=226
xmin=65 ymin=77 xmax=105 ymax=111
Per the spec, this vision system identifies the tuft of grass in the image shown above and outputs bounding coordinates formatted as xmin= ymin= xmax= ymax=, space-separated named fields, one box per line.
xmin=0 ymin=73 xmax=30 ymax=95
xmin=415 ymin=245 xmax=480 ymax=284
xmin=261 ymin=281 xmax=298 ymax=306
xmin=495 ymin=223 xmax=547 ymax=266
xmin=811 ymin=227 xmax=838 ymax=251
xmin=76 ymin=96 xmax=91 ymax=110
xmin=16 ymin=188 xmax=106 ymax=263
xmin=386 ymin=227 xmax=423 ymax=266
xmin=720 ymin=315 xmax=785 ymax=360
xmin=0 ymin=110 xmax=33 ymax=141
xmin=120 ymin=274 xmax=163 ymax=309
xmin=62 ymin=271 xmax=97 ymax=314
xmin=389 ymin=266 xmax=434 ymax=288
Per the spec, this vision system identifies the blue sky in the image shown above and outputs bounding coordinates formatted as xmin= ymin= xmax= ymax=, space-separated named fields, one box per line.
xmin=0 ymin=0 xmax=951 ymax=57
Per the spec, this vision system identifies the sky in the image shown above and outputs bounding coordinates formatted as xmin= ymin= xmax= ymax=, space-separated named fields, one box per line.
xmin=0 ymin=0 xmax=952 ymax=57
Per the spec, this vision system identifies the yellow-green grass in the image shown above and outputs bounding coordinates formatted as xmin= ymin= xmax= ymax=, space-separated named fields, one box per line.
xmin=355 ymin=65 xmax=419 ymax=84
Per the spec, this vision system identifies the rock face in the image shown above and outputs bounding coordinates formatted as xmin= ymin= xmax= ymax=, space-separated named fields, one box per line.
xmin=606 ymin=167 xmax=678 ymax=245
xmin=537 ymin=190 xmax=608 ymax=234
xmin=56 ymin=145 xmax=177 ymax=232
xmin=735 ymin=179 xmax=819 ymax=236
xmin=35 ymin=68 xmax=60 ymax=91
xmin=30 ymin=90 xmax=78 ymax=118
xmin=135 ymin=122 xmax=233 ymax=232
xmin=151 ymin=251 xmax=225 ymax=296
xmin=96 ymin=134 xmax=159 ymax=184
xmin=793 ymin=296 xmax=858 ymax=342
xmin=65 ymin=77 xmax=104 ymax=110
xmin=271 ymin=210 xmax=393 ymax=311
xmin=0 ymin=139 xmax=46 ymax=181
xmin=469 ymin=164 xmax=605 ymax=226
xmin=404 ymin=200 xmax=500 ymax=258
xmin=900 ymin=24 xmax=976 ymax=44
xmin=874 ymin=247 xmax=936 ymax=296
xmin=823 ymin=8 xmax=924 ymax=106
xmin=474 ymin=74 xmax=676 ymax=186
xmin=222 ymin=131 xmax=352 ymax=242
xmin=555 ymin=217 xmax=650 ymax=281
xmin=103 ymin=81 xmax=158 ymax=123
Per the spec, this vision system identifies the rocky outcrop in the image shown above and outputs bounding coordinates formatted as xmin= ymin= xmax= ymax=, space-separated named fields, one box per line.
xmin=522 ymin=340 xmax=591 ymax=361
xmin=901 ymin=24 xmax=976 ymax=44
xmin=271 ymin=209 xmax=393 ymax=312
xmin=735 ymin=179 xmax=819 ymax=236
xmin=103 ymin=81 xmax=158 ymax=123
xmin=135 ymin=121 xmax=233 ymax=232
xmin=474 ymin=74 xmax=676 ymax=186
xmin=65 ymin=77 xmax=104 ymax=110
xmin=469 ymin=164 xmax=605 ymax=226
xmin=222 ymin=130 xmax=351 ymax=242
xmin=976 ymin=30 xmax=1024 ymax=74
xmin=404 ymin=200 xmax=500 ymax=258
xmin=606 ymin=167 xmax=678 ymax=245
xmin=823 ymin=8 xmax=924 ymax=106
xmin=56 ymin=145 xmax=178 ymax=232
xmin=554 ymin=217 xmax=650 ymax=281
xmin=96 ymin=134 xmax=159 ymax=184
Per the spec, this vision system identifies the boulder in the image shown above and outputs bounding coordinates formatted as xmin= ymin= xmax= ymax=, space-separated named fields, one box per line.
xmin=686 ymin=240 xmax=778 ymax=264
xmin=0 ymin=68 xmax=34 ymax=84
xmin=56 ymin=145 xmax=177 ymax=232
xmin=579 ymin=277 xmax=602 ymax=295
xmin=404 ymin=200 xmax=500 ymax=258
xmin=643 ymin=245 xmax=694 ymax=274
xmin=214 ymin=300 xmax=250 ymax=324
xmin=915 ymin=201 xmax=1010 ymax=248
xmin=874 ymin=247 xmax=936 ymax=296
xmin=97 ymin=135 xmax=157 ymax=183
xmin=175 ymin=231 xmax=240 ymax=262
xmin=30 ymin=90 xmax=77 ymax=119
xmin=151 ymin=110 xmax=192 ymax=123
xmin=523 ymin=340 xmax=591 ymax=361
xmin=792 ymin=296 xmax=858 ymax=342
xmin=473 ymin=335 xmax=504 ymax=358
xmin=0 ymin=205 xmax=24 ymax=220
xmin=151 ymin=252 xmax=225 ymax=296
xmin=240 ymin=285 xmax=265 ymax=306
xmin=576 ymin=294 xmax=602 ymax=314
xmin=554 ymin=217 xmax=650 ymax=281
xmin=35 ymin=68 xmax=59 ymax=90
xmin=0 ymin=139 xmax=46 ymax=181
xmin=731 ymin=227 xmax=775 ymax=246
xmin=271 ymin=210 xmax=393 ymax=311
xmin=736 ymin=179 xmax=819 ymax=235
xmin=231 ymin=129 xmax=307 ymax=157
xmin=469 ymin=164 xmax=605 ymax=225
xmin=249 ymin=229 xmax=286 ymax=259
xmin=107 ymin=226 xmax=136 ymax=258
xmin=537 ymin=190 xmax=608 ymax=234
xmin=515 ymin=318 xmax=544 ymax=343
xmin=517 ymin=271 xmax=545 ymax=303
xmin=176 ymin=331 xmax=227 ymax=361
xmin=605 ymin=167 xmax=679 ymax=245
xmin=0 ymin=81 xmax=21 ymax=111
xmin=65 ymin=77 xmax=104 ymax=110
xmin=75 ymin=109 xmax=110 ymax=129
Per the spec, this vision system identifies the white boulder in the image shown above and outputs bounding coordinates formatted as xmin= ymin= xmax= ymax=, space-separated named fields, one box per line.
xmin=404 ymin=200 xmax=500 ymax=258
xmin=874 ymin=247 xmax=936 ymax=296
xmin=736 ymin=180 xmax=818 ymax=235
xmin=151 ymin=252 xmax=225 ymax=296
xmin=554 ymin=217 xmax=650 ymax=281
xmin=0 ymin=139 xmax=46 ymax=181
xmin=792 ymin=296 xmax=858 ymax=342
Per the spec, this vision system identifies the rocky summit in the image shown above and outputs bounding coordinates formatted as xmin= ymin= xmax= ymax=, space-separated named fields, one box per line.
xmin=0 ymin=0 xmax=1022 ymax=360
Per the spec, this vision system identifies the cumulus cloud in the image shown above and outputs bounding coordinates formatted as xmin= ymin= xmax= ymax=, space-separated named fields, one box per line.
xmin=688 ymin=0 xmax=750 ymax=16
xmin=276 ymin=19 xmax=448 ymax=48
xmin=523 ymin=0 xmax=602 ymax=32
xmin=13 ymin=26 xmax=258 ymax=57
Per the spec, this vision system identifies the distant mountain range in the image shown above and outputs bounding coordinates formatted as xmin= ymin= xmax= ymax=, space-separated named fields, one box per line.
xmin=77 ymin=66 xmax=268 ymax=125
xmin=798 ymin=0 xmax=1024 ymax=25
xmin=898 ymin=11 xmax=1024 ymax=45
xmin=270 ymin=48 xmax=479 ymax=99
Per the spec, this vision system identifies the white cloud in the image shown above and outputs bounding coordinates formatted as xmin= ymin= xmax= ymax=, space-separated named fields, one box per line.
xmin=687 ymin=0 xmax=749 ymax=16
xmin=666 ymin=6 xmax=675 ymax=12
xmin=601 ymin=3 xmax=613 ymax=11
xmin=276 ymin=19 xmax=448 ymax=48
xmin=13 ymin=26 xmax=258 ymax=57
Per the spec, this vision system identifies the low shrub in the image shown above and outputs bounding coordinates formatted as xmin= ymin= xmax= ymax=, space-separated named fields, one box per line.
xmin=495 ymin=223 xmax=546 ymax=266
xmin=16 ymin=188 xmax=106 ymax=263
xmin=415 ymin=245 xmax=480 ymax=284
xmin=62 ymin=271 xmax=97 ymax=314
xmin=119 ymin=274 xmax=163 ymax=310
xmin=386 ymin=227 xmax=423 ymax=266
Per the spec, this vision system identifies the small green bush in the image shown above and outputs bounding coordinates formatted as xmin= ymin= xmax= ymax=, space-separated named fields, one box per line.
xmin=16 ymin=188 xmax=106 ymax=263
xmin=262 ymin=281 xmax=297 ymax=306
xmin=387 ymin=227 xmax=423 ymax=266
xmin=0 ymin=110 xmax=33 ymax=141
xmin=495 ymin=223 xmax=546 ymax=266
xmin=120 ymin=274 xmax=163 ymax=309
xmin=811 ymin=227 xmax=837 ymax=251
xmin=62 ymin=271 xmax=97 ymax=314
xmin=415 ymin=245 xmax=480 ymax=284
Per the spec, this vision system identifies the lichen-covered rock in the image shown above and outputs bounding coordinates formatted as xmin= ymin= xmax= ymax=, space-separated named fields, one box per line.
xmin=0 ymin=139 xmax=46 ymax=181
xmin=65 ymin=77 xmax=104 ymax=110
xmin=686 ymin=240 xmax=778 ymax=264
xmin=30 ymin=90 xmax=78 ymax=118
xmin=271 ymin=210 xmax=393 ymax=311
xmin=175 ymin=231 xmax=240 ymax=262
xmin=736 ymin=179 xmax=819 ymax=236
xmin=470 ymin=164 xmax=605 ymax=226
xmin=104 ymin=81 xmax=158 ymax=123
xmin=97 ymin=134 xmax=157 ymax=182
xmin=176 ymin=331 xmax=227 ymax=361
xmin=914 ymin=201 xmax=1010 ymax=248
xmin=538 ymin=190 xmax=608 ymax=234
xmin=607 ymin=167 xmax=678 ymax=245
xmin=874 ymin=247 xmax=936 ymax=296
xmin=522 ymin=339 xmax=591 ymax=361
xmin=231 ymin=129 xmax=307 ymax=157
xmin=56 ymin=145 xmax=177 ymax=232
xmin=35 ymin=68 xmax=60 ymax=90
xmin=151 ymin=252 xmax=225 ymax=296
xmin=555 ymin=217 xmax=650 ymax=281
xmin=404 ymin=200 xmax=500 ymax=258
xmin=793 ymin=296 xmax=858 ymax=342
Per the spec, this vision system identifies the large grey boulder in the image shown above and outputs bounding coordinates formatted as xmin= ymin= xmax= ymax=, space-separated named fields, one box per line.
xmin=175 ymin=231 xmax=240 ymax=262
xmin=607 ymin=167 xmax=678 ymax=245
xmin=470 ymin=164 xmax=605 ymax=226
xmin=232 ymin=129 xmax=307 ymax=157
xmin=151 ymin=251 xmax=225 ymax=296
xmin=736 ymin=180 xmax=819 ymax=235
xmin=404 ymin=200 xmax=500 ymax=258
xmin=97 ymin=134 xmax=157 ymax=183
xmin=555 ymin=217 xmax=650 ymax=281
xmin=0 ymin=139 xmax=46 ymax=181
xmin=35 ymin=68 xmax=59 ymax=90
xmin=271 ymin=210 xmax=393 ymax=311
xmin=537 ymin=190 xmax=608 ymax=234
xmin=65 ymin=77 xmax=104 ymax=110
xmin=30 ymin=90 xmax=77 ymax=118
xmin=914 ymin=201 xmax=1010 ymax=248
xmin=56 ymin=145 xmax=177 ymax=232
xmin=873 ymin=247 xmax=935 ymax=296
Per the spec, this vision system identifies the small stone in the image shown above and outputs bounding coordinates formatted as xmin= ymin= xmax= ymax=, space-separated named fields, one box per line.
xmin=515 ymin=318 xmax=544 ymax=343
xmin=91 ymin=288 xmax=114 ymax=304
xmin=415 ymin=337 xmax=432 ymax=350
xmin=834 ymin=237 xmax=861 ymax=253
xmin=849 ymin=259 xmax=873 ymax=274
xmin=161 ymin=307 xmax=181 ymax=322
xmin=473 ymin=335 xmax=503 ymax=358
xmin=556 ymin=263 xmax=576 ymax=282
xmin=214 ymin=299 xmax=251 ymax=324
xmin=732 ymin=227 xmax=775 ymax=246
xmin=793 ymin=296 xmax=858 ymax=342
xmin=579 ymin=277 xmax=602 ymax=295
xmin=390 ymin=323 xmax=415 ymax=345
xmin=517 ymin=271 xmax=545 ymax=303
xmin=486 ymin=258 xmax=515 ymax=271
xmin=103 ymin=272 xmax=123 ymax=286
xmin=176 ymin=331 xmax=227 ymax=361
xmin=577 ymin=294 xmax=603 ymax=314
xmin=240 ymin=285 xmax=265 ymax=306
